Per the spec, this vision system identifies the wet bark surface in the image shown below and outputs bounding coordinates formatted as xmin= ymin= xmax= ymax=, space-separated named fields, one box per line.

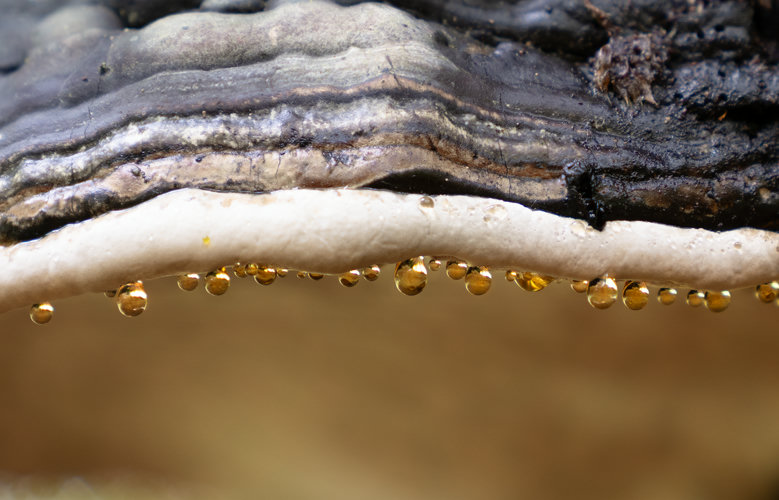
xmin=0 ymin=0 xmax=776 ymax=243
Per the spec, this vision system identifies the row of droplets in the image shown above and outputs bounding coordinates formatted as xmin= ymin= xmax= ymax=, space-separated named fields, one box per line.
xmin=27 ymin=258 xmax=779 ymax=324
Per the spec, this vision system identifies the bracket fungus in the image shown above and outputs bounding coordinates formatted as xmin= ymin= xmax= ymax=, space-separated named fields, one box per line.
xmin=0 ymin=0 xmax=777 ymax=322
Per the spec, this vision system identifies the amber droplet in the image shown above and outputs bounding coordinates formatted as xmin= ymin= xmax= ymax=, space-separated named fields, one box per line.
xmin=465 ymin=266 xmax=492 ymax=295
xmin=276 ymin=268 xmax=288 ymax=278
xmin=177 ymin=273 xmax=200 ymax=291
xmin=587 ymin=277 xmax=618 ymax=309
xmin=116 ymin=281 xmax=147 ymax=317
xmin=205 ymin=268 xmax=230 ymax=296
xmin=515 ymin=272 xmax=554 ymax=292
xmin=570 ymin=280 xmax=589 ymax=293
xmin=755 ymin=282 xmax=779 ymax=303
xmin=505 ymin=270 xmax=517 ymax=282
xmin=104 ymin=289 xmax=117 ymax=298
xmin=362 ymin=265 xmax=381 ymax=281
xmin=686 ymin=290 xmax=704 ymax=307
xmin=297 ymin=271 xmax=308 ymax=279
xmin=233 ymin=263 xmax=247 ymax=278
xmin=704 ymin=291 xmax=731 ymax=312
xmin=339 ymin=270 xmax=361 ymax=288
xmin=394 ymin=257 xmax=428 ymax=296
xmin=657 ymin=288 xmax=678 ymax=305
xmin=245 ymin=263 xmax=259 ymax=276
xmin=254 ymin=266 xmax=277 ymax=286
xmin=622 ymin=281 xmax=649 ymax=310
xmin=445 ymin=260 xmax=467 ymax=280
xmin=30 ymin=302 xmax=54 ymax=325
xmin=428 ymin=259 xmax=442 ymax=271
xmin=308 ymin=272 xmax=325 ymax=281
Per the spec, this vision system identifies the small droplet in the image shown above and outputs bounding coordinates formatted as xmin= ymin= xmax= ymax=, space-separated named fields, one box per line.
xmin=177 ymin=273 xmax=200 ymax=291
xmin=276 ymin=268 xmax=288 ymax=278
xmin=465 ymin=266 xmax=492 ymax=295
xmin=116 ymin=281 xmax=147 ymax=317
xmin=104 ymin=289 xmax=117 ymax=298
xmin=419 ymin=196 xmax=435 ymax=209
xmin=394 ymin=257 xmax=428 ymax=296
xmin=755 ymin=282 xmax=779 ymax=303
xmin=657 ymin=288 xmax=677 ymax=305
xmin=362 ymin=265 xmax=381 ymax=281
xmin=686 ymin=290 xmax=704 ymax=307
xmin=505 ymin=270 xmax=517 ymax=282
xmin=233 ymin=263 xmax=247 ymax=278
xmin=245 ymin=263 xmax=259 ymax=276
xmin=704 ymin=290 xmax=731 ymax=312
xmin=622 ymin=281 xmax=649 ymax=310
xmin=515 ymin=272 xmax=554 ymax=292
xmin=339 ymin=270 xmax=361 ymax=287
xmin=570 ymin=280 xmax=589 ymax=293
xmin=445 ymin=260 xmax=468 ymax=280
xmin=587 ymin=277 xmax=618 ymax=309
xmin=205 ymin=268 xmax=230 ymax=296
xmin=297 ymin=271 xmax=308 ymax=279
xmin=428 ymin=259 xmax=442 ymax=271
xmin=30 ymin=302 xmax=54 ymax=325
xmin=308 ymin=272 xmax=324 ymax=281
xmin=254 ymin=266 xmax=277 ymax=286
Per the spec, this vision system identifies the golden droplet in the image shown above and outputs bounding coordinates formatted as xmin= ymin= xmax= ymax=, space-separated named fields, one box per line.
xmin=177 ymin=273 xmax=200 ymax=291
xmin=30 ymin=302 xmax=54 ymax=325
xmin=104 ymin=289 xmax=117 ymax=298
xmin=233 ymin=263 xmax=247 ymax=278
xmin=755 ymin=282 xmax=779 ymax=303
xmin=704 ymin=290 xmax=731 ymax=312
xmin=686 ymin=290 xmax=704 ymax=307
xmin=205 ymin=268 xmax=230 ymax=296
xmin=362 ymin=265 xmax=381 ymax=281
xmin=657 ymin=288 xmax=678 ymax=305
xmin=428 ymin=259 xmax=442 ymax=271
xmin=276 ymin=268 xmax=288 ymax=278
xmin=297 ymin=271 xmax=308 ymax=279
xmin=622 ymin=281 xmax=649 ymax=310
xmin=587 ymin=277 xmax=618 ymax=309
xmin=254 ymin=266 xmax=277 ymax=286
xmin=116 ymin=281 xmax=147 ymax=317
xmin=465 ymin=266 xmax=492 ymax=295
xmin=419 ymin=195 xmax=435 ymax=209
xmin=515 ymin=272 xmax=555 ymax=292
xmin=445 ymin=260 xmax=468 ymax=280
xmin=570 ymin=280 xmax=589 ymax=293
xmin=505 ymin=270 xmax=517 ymax=282
xmin=394 ymin=257 xmax=428 ymax=296
xmin=308 ymin=272 xmax=325 ymax=281
xmin=339 ymin=270 xmax=361 ymax=288
xmin=245 ymin=263 xmax=259 ymax=276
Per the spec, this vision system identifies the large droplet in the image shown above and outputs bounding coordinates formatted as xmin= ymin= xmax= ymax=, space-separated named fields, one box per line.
xmin=254 ymin=266 xmax=277 ymax=286
xmin=657 ymin=288 xmax=678 ymax=305
xmin=362 ymin=265 xmax=381 ymax=281
xmin=686 ymin=290 xmax=704 ymax=307
xmin=394 ymin=257 xmax=428 ymax=296
xmin=177 ymin=273 xmax=200 ymax=291
xmin=308 ymin=272 xmax=324 ymax=281
xmin=704 ymin=291 xmax=731 ymax=312
xmin=755 ymin=282 xmax=779 ymax=303
xmin=465 ymin=266 xmax=492 ymax=295
xmin=30 ymin=302 xmax=54 ymax=325
xmin=445 ymin=260 xmax=467 ymax=280
xmin=205 ymin=268 xmax=230 ymax=296
xmin=116 ymin=281 xmax=147 ymax=317
xmin=339 ymin=269 xmax=361 ymax=288
xmin=570 ymin=280 xmax=589 ymax=293
xmin=622 ymin=281 xmax=649 ymax=310
xmin=515 ymin=272 xmax=554 ymax=292
xmin=587 ymin=277 xmax=618 ymax=309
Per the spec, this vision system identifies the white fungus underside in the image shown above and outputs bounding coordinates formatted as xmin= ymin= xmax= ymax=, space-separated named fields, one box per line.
xmin=0 ymin=188 xmax=777 ymax=312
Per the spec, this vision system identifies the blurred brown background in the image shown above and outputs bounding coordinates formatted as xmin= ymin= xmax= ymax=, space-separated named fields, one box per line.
xmin=0 ymin=270 xmax=778 ymax=499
